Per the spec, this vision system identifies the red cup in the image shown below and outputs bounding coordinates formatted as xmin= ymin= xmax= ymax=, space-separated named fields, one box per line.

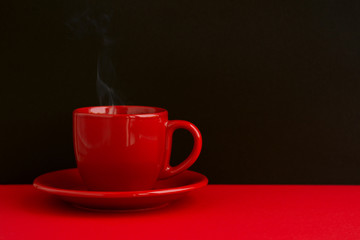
xmin=73 ymin=106 xmax=202 ymax=191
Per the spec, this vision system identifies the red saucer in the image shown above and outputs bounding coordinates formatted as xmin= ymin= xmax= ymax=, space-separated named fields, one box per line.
xmin=33 ymin=168 xmax=208 ymax=211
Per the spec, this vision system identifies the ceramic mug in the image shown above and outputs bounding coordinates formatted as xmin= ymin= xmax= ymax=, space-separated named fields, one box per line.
xmin=73 ymin=106 xmax=202 ymax=191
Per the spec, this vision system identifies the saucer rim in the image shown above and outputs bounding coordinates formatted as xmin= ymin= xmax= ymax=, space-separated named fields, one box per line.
xmin=33 ymin=169 xmax=208 ymax=198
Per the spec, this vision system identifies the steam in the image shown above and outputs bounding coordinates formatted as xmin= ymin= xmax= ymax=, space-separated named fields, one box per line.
xmin=96 ymin=23 xmax=122 ymax=114
xmin=66 ymin=3 xmax=123 ymax=113
xmin=97 ymin=47 xmax=118 ymax=114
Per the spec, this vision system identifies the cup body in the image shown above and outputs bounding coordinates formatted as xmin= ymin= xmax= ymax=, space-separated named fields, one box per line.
xmin=73 ymin=106 xmax=168 ymax=191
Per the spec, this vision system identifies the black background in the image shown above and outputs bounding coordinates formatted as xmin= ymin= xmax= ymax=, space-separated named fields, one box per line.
xmin=1 ymin=0 xmax=360 ymax=184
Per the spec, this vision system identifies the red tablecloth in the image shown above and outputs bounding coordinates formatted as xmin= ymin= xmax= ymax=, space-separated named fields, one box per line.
xmin=1 ymin=185 xmax=360 ymax=239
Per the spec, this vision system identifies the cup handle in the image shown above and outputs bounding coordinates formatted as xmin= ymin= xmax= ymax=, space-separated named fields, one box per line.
xmin=159 ymin=120 xmax=202 ymax=179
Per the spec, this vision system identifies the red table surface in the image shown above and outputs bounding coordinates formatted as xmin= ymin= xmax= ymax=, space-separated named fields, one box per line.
xmin=1 ymin=185 xmax=360 ymax=240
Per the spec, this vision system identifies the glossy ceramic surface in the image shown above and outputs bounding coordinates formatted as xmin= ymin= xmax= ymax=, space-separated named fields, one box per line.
xmin=73 ymin=106 xmax=202 ymax=191
xmin=33 ymin=168 xmax=208 ymax=211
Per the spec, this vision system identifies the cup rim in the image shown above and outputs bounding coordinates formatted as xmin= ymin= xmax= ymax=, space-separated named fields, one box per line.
xmin=73 ymin=105 xmax=168 ymax=118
